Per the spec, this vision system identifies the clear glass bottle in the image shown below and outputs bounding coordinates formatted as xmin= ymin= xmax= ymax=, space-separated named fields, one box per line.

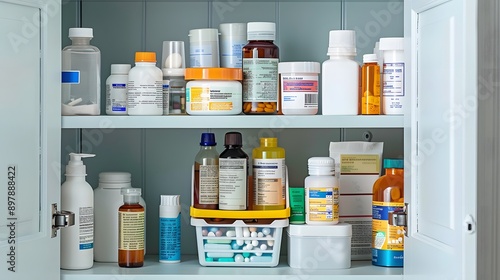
xmin=193 ymin=133 xmax=219 ymax=209
xmin=372 ymin=158 xmax=404 ymax=267
xmin=61 ymin=27 xmax=100 ymax=116
xmin=304 ymin=157 xmax=339 ymax=225
xmin=242 ymin=22 xmax=279 ymax=114
xmin=361 ymin=54 xmax=381 ymax=115
xmin=252 ymin=138 xmax=286 ymax=210
xmin=219 ymin=132 xmax=249 ymax=210
xmin=118 ymin=188 xmax=145 ymax=268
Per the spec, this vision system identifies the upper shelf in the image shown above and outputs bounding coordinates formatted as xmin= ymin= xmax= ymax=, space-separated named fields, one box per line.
xmin=61 ymin=115 xmax=404 ymax=129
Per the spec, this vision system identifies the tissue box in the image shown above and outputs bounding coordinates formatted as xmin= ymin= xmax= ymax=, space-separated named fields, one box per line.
xmin=287 ymin=223 xmax=352 ymax=269
xmin=191 ymin=218 xmax=288 ymax=267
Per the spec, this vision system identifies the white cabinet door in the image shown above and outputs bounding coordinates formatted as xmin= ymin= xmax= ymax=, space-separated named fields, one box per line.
xmin=404 ymin=0 xmax=477 ymax=279
xmin=0 ymin=0 xmax=61 ymax=279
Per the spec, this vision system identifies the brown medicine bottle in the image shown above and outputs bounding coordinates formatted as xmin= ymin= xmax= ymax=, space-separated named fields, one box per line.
xmin=242 ymin=22 xmax=279 ymax=114
xmin=361 ymin=54 xmax=381 ymax=114
xmin=118 ymin=188 xmax=145 ymax=268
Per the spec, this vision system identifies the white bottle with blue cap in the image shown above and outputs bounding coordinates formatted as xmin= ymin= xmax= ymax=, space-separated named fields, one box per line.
xmin=60 ymin=153 xmax=95 ymax=270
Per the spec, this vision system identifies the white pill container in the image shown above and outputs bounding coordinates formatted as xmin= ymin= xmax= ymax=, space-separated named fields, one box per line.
xmin=189 ymin=28 xmax=220 ymax=67
xmin=287 ymin=223 xmax=352 ymax=269
xmin=278 ymin=61 xmax=320 ymax=115
xmin=185 ymin=68 xmax=242 ymax=115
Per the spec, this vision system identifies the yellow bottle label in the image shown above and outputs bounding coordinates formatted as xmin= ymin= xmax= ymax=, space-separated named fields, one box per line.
xmin=253 ymin=158 xmax=285 ymax=206
xmin=372 ymin=201 xmax=404 ymax=251
xmin=307 ymin=186 xmax=339 ymax=222
xmin=340 ymin=154 xmax=380 ymax=175
xmin=119 ymin=211 xmax=145 ymax=250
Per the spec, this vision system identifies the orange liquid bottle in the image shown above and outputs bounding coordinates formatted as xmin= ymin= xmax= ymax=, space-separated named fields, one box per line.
xmin=118 ymin=188 xmax=145 ymax=267
xmin=361 ymin=54 xmax=381 ymax=115
xmin=372 ymin=158 xmax=404 ymax=267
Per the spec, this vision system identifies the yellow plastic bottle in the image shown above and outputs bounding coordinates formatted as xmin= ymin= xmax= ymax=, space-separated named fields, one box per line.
xmin=372 ymin=158 xmax=404 ymax=267
xmin=252 ymin=138 xmax=286 ymax=210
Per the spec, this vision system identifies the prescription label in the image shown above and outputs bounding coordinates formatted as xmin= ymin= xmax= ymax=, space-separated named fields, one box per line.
xmin=253 ymin=158 xmax=285 ymax=205
xmin=187 ymin=87 xmax=239 ymax=111
xmin=307 ymin=187 xmax=339 ymax=222
xmin=243 ymin=58 xmax=279 ymax=102
xmin=340 ymin=154 xmax=380 ymax=175
xmin=281 ymin=75 xmax=319 ymax=110
xmin=119 ymin=211 xmax=145 ymax=250
xmin=372 ymin=201 xmax=404 ymax=266
xmin=199 ymin=165 xmax=219 ymax=204
xmin=79 ymin=206 xmax=94 ymax=250
xmin=382 ymin=62 xmax=405 ymax=97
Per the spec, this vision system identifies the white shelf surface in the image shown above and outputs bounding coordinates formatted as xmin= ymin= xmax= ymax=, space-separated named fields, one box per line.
xmin=61 ymin=115 xmax=404 ymax=129
xmin=60 ymin=255 xmax=403 ymax=280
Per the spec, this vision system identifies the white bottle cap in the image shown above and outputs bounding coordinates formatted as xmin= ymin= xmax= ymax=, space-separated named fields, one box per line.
xmin=379 ymin=37 xmax=404 ymax=51
xmin=65 ymin=153 xmax=95 ymax=176
xmin=278 ymin=61 xmax=320 ymax=74
xmin=99 ymin=172 xmax=131 ymax=184
xmin=188 ymin=28 xmax=219 ymax=43
xmin=110 ymin=64 xmax=131 ymax=75
xmin=160 ymin=195 xmax=181 ymax=218
xmin=121 ymin=187 xmax=142 ymax=204
xmin=68 ymin=27 xmax=93 ymax=38
xmin=308 ymin=157 xmax=335 ymax=176
xmin=363 ymin=54 xmax=377 ymax=63
xmin=247 ymin=22 xmax=275 ymax=41
xmin=219 ymin=23 xmax=247 ymax=38
xmin=327 ymin=30 xmax=356 ymax=56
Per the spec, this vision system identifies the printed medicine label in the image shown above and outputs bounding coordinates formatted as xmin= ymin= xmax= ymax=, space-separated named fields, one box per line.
xmin=308 ymin=187 xmax=339 ymax=222
xmin=243 ymin=58 xmax=279 ymax=102
xmin=340 ymin=154 xmax=380 ymax=175
xmin=199 ymin=165 xmax=219 ymax=204
xmin=382 ymin=62 xmax=405 ymax=97
xmin=253 ymin=158 xmax=285 ymax=205
xmin=119 ymin=211 xmax=145 ymax=250
xmin=282 ymin=75 xmax=319 ymax=109
xmin=79 ymin=206 xmax=94 ymax=250
xmin=219 ymin=158 xmax=247 ymax=208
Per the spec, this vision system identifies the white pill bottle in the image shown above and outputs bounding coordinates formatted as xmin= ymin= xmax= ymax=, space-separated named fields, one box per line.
xmin=379 ymin=37 xmax=404 ymax=115
xmin=304 ymin=157 xmax=339 ymax=225
xmin=127 ymin=52 xmax=163 ymax=115
xmin=106 ymin=64 xmax=131 ymax=115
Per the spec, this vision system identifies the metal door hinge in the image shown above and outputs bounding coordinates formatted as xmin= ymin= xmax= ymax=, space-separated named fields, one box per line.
xmin=51 ymin=203 xmax=75 ymax=238
xmin=388 ymin=203 xmax=408 ymax=237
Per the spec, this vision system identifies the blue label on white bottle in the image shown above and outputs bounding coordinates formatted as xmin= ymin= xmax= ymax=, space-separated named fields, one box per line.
xmin=159 ymin=214 xmax=181 ymax=262
xmin=62 ymin=71 xmax=80 ymax=84
xmin=112 ymin=83 xmax=126 ymax=89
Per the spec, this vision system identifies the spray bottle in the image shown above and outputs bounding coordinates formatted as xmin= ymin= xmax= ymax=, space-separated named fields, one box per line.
xmin=60 ymin=153 xmax=95 ymax=270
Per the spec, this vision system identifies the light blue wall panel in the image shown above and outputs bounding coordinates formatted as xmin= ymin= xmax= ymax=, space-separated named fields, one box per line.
xmin=145 ymin=1 xmax=209 ymax=66
xmin=211 ymin=2 xmax=276 ymax=28
xmin=61 ymin=0 xmax=78 ymax=48
xmin=279 ymin=2 xmax=341 ymax=62
xmin=82 ymin=1 xmax=144 ymax=113
xmin=345 ymin=0 xmax=404 ymax=63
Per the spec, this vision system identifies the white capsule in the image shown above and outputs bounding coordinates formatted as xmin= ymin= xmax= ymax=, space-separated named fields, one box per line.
xmin=257 ymin=232 xmax=264 ymax=238
xmin=262 ymin=227 xmax=271 ymax=235
xmin=260 ymin=244 xmax=268 ymax=250
xmin=243 ymin=228 xmax=251 ymax=238
xmin=246 ymin=244 xmax=254 ymax=250
xmin=245 ymin=240 xmax=251 ymax=245
xmin=208 ymin=232 xmax=216 ymax=237
xmin=250 ymin=231 xmax=258 ymax=238
xmin=254 ymin=249 xmax=262 ymax=257
xmin=267 ymin=240 xmax=274 ymax=247
xmin=236 ymin=239 xmax=244 ymax=246
xmin=234 ymin=254 xmax=244 ymax=263
xmin=251 ymin=240 xmax=259 ymax=247
xmin=226 ymin=230 xmax=236 ymax=237
xmin=244 ymin=257 xmax=250 ymax=262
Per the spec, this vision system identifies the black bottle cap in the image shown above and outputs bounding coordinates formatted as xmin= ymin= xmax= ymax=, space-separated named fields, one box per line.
xmin=224 ymin=132 xmax=242 ymax=146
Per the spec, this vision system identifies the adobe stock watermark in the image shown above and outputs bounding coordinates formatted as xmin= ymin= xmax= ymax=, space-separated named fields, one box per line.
xmin=7 ymin=0 xmax=61 ymax=53
xmin=355 ymin=1 xmax=403 ymax=49
xmin=213 ymin=0 xmax=243 ymax=22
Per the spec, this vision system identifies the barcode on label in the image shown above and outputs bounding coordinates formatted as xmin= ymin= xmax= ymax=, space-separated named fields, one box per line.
xmin=305 ymin=94 xmax=318 ymax=105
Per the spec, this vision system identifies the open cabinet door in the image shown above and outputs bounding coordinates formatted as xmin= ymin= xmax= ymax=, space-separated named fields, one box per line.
xmin=404 ymin=0 xmax=477 ymax=279
xmin=0 ymin=0 xmax=61 ymax=279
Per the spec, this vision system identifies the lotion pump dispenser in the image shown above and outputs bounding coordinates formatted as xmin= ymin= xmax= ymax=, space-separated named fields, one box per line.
xmin=61 ymin=153 xmax=96 ymax=270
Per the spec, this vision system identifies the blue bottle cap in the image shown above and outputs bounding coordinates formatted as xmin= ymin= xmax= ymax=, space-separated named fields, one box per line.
xmin=383 ymin=158 xmax=404 ymax=169
xmin=200 ymin=133 xmax=216 ymax=146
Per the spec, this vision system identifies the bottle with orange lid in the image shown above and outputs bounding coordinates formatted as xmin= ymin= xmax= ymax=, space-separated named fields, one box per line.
xmin=252 ymin=137 xmax=286 ymax=210
xmin=185 ymin=67 xmax=242 ymax=115
xmin=127 ymin=52 xmax=163 ymax=115
xmin=372 ymin=158 xmax=404 ymax=267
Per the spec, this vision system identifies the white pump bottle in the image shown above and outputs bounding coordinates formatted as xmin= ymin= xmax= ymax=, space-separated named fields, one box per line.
xmin=60 ymin=153 xmax=95 ymax=270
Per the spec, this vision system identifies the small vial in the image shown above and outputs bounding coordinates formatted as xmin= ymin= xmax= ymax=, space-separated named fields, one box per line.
xmin=242 ymin=22 xmax=279 ymax=114
xmin=361 ymin=54 xmax=381 ymax=115
xmin=304 ymin=157 xmax=339 ymax=225
xmin=118 ymin=188 xmax=145 ymax=268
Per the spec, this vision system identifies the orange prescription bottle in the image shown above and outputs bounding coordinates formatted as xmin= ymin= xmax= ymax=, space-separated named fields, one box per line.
xmin=361 ymin=54 xmax=381 ymax=115
xmin=372 ymin=158 xmax=404 ymax=267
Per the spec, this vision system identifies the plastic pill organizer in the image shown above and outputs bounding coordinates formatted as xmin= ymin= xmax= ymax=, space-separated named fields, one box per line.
xmin=191 ymin=218 xmax=288 ymax=267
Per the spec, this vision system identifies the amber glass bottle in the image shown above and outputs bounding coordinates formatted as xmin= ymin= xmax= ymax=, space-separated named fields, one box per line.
xmin=361 ymin=54 xmax=381 ymax=115
xmin=242 ymin=22 xmax=279 ymax=114
xmin=118 ymin=188 xmax=145 ymax=268
xmin=372 ymin=159 xmax=404 ymax=267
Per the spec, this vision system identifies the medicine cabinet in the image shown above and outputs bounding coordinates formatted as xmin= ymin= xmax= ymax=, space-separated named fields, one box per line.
xmin=2 ymin=0 xmax=498 ymax=279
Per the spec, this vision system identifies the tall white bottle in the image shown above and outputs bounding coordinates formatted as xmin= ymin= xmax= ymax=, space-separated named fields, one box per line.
xmin=61 ymin=153 xmax=95 ymax=270
xmin=321 ymin=30 xmax=359 ymax=115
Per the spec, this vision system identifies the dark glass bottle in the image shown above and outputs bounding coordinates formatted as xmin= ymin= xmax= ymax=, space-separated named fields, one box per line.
xmin=242 ymin=22 xmax=279 ymax=115
xmin=118 ymin=188 xmax=144 ymax=268
xmin=219 ymin=132 xmax=249 ymax=210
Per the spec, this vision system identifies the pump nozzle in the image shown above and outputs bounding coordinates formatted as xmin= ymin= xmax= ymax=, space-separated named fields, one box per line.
xmin=65 ymin=153 xmax=95 ymax=176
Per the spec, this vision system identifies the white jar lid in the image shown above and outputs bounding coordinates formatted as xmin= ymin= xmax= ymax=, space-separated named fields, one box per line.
xmin=247 ymin=22 xmax=275 ymax=41
xmin=68 ymin=27 xmax=93 ymax=38
xmin=189 ymin=28 xmax=219 ymax=43
xmin=287 ymin=223 xmax=352 ymax=237
xmin=363 ymin=54 xmax=377 ymax=63
xmin=219 ymin=23 xmax=247 ymax=37
xmin=110 ymin=64 xmax=131 ymax=75
xmin=278 ymin=62 xmax=320 ymax=74
xmin=379 ymin=37 xmax=404 ymax=51
xmin=99 ymin=172 xmax=131 ymax=184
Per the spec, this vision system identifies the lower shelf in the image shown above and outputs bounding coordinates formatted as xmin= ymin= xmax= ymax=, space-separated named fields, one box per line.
xmin=60 ymin=255 xmax=403 ymax=280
